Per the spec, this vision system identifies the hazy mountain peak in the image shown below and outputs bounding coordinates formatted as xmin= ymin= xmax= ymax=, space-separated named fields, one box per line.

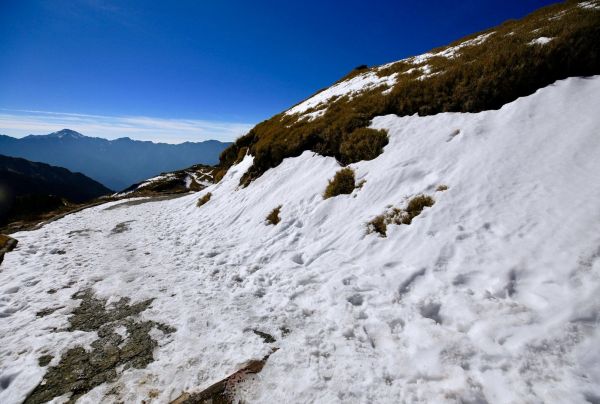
xmin=47 ymin=129 xmax=86 ymax=139
xmin=0 ymin=129 xmax=231 ymax=190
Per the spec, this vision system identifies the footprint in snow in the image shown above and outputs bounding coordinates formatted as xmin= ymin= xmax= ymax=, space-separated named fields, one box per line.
xmin=447 ymin=128 xmax=461 ymax=142
xmin=291 ymin=253 xmax=304 ymax=265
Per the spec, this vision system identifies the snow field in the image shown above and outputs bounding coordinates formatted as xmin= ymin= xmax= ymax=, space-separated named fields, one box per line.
xmin=1 ymin=76 xmax=600 ymax=403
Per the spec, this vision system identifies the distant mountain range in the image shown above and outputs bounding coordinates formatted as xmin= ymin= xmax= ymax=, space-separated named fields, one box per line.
xmin=0 ymin=129 xmax=231 ymax=190
xmin=0 ymin=154 xmax=111 ymax=226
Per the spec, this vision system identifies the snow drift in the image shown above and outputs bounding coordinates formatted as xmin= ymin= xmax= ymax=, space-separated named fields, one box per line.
xmin=1 ymin=76 xmax=600 ymax=403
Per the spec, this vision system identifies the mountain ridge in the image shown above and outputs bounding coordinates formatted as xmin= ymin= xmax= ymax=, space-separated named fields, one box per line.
xmin=0 ymin=129 xmax=231 ymax=190
xmin=0 ymin=154 xmax=111 ymax=227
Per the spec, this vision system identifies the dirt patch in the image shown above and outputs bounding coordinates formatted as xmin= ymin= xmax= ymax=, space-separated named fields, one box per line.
xmin=25 ymin=290 xmax=175 ymax=404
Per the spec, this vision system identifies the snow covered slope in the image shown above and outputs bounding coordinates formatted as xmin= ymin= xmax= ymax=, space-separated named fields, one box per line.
xmin=2 ymin=76 xmax=600 ymax=403
xmin=219 ymin=1 xmax=600 ymax=185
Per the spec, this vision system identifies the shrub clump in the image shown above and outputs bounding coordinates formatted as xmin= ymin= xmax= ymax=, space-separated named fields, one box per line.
xmin=196 ymin=192 xmax=212 ymax=207
xmin=339 ymin=128 xmax=389 ymax=164
xmin=367 ymin=194 xmax=435 ymax=237
xmin=436 ymin=184 xmax=448 ymax=192
xmin=404 ymin=194 xmax=435 ymax=224
xmin=266 ymin=205 xmax=282 ymax=225
xmin=368 ymin=215 xmax=387 ymax=237
xmin=323 ymin=168 xmax=356 ymax=199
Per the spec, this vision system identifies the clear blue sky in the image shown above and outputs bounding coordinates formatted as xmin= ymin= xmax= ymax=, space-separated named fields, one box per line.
xmin=0 ymin=0 xmax=557 ymax=142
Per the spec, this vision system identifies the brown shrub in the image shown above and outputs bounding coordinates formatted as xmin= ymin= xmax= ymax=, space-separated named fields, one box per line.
xmin=404 ymin=194 xmax=435 ymax=224
xmin=367 ymin=194 xmax=435 ymax=236
xmin=436 ymin=184 xmax=448 ymax=192
xmin=367 ymin=215 xmax=387 ymax=237
xmin=196 ymin=192 xmax=212 ymax=207
xmin=323 ymin=168 xmax=356 ymax=199
xmin=339 ymin=128 xmax=389 ymax=164
xmin=266 ymin=205 xmax=282 ymax=225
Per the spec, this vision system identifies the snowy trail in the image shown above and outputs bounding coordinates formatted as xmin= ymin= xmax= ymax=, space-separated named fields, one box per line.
xmin=2 ymin=76 xmax=600 ymax=403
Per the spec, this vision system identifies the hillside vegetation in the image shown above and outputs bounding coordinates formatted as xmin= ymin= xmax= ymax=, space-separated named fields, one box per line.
xmin=217 ymin=0 xmax=600 ymax=185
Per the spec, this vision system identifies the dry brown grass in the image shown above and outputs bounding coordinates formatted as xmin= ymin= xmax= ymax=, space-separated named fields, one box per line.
xmin=368 ymin=194 xmax=435 ymax=236
xmin=367 ymin=215 xmax=388 ymax=237
xmin=339 ymin=128 xmax=389 ymax=165
xmin=196 ymin=192 xmax=212 ymax=207
xmin=323 ymin=168 xmax=356 ymax=199
xmin=266 ymin=205 xmax=282 ymax=225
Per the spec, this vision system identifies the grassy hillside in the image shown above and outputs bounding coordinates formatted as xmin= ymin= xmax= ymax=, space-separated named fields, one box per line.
xmin=218 ymin=0 xmax=600 ymax=185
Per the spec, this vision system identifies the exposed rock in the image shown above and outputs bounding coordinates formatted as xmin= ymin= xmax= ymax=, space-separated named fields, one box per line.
xmin=252 ymin=329 xmax=276 ymax=343
xmin=35 ymin=306 xmax=64 ymax=317
xmin=109 ymin=220 xmax=135 ymax=235
xmin=171 ymin=349 xmax=277 ymax=404
xmin=67 ymin=289 xmax=153 ymax=332
xmin=24 ymin=290 xmax=174 ymax=404
xmin=38 ymin=355 xmax=53 ymax=367
xmin=0 ymin=234 xmax=18 ymax=266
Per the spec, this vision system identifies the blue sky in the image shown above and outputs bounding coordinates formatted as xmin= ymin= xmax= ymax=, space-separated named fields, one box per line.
xmin=0 ymin=0 xmax=557 ymax=143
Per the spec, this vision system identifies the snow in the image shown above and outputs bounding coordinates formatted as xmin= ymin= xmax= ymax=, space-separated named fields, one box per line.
xmin=529 ymin=36 xmax=554 ymax=46
xmin=403 ymin=64 xmax=441 ymax=81
xmin=184 ymin=175 xmax=193 ymax=189
xmin=2 ymin=76 xmax=600 ymax=403
xmin=300 ymin=108 xmax=327 ymax=122
xmin=284 ymin=72 xmax=398 ymax=117
xmin=408 ymin=32 xmax=495 ymax=65
xmin=579 ymin=1 xmax=600 ymax=10
xmin=549 ymin=10 xmax=568 ymax=21
xmin=138 ymin=173 xmax=177 ymax=188
xmin=285 ymin=31 xmax=495 ymax=119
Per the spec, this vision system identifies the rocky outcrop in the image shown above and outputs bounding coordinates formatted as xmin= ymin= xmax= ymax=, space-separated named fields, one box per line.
xmin=0 ymin=234 xmax=18 ymax=266
xmin=24 ymin=290 xmax=175 ymax=404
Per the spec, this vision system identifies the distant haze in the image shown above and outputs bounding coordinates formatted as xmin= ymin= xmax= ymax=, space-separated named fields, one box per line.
xmin=0 ymin=109 xmax=252 ymax=144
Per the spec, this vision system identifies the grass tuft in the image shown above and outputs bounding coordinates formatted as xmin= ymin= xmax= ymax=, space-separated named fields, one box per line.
xmin=367 ymin=215 xmax=388 ymax=237
xmin=196 ymin=192 xmax=212 ymax=207
xmin=324 ymin=168 xmax=356 ymax=199
xmin=266 ymin=205 xmax=282 ymax=225
xmin=368 ymin=194 xmax=435 ymax=237
xmin=404 ymin=194 xmax=435 ymax=225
